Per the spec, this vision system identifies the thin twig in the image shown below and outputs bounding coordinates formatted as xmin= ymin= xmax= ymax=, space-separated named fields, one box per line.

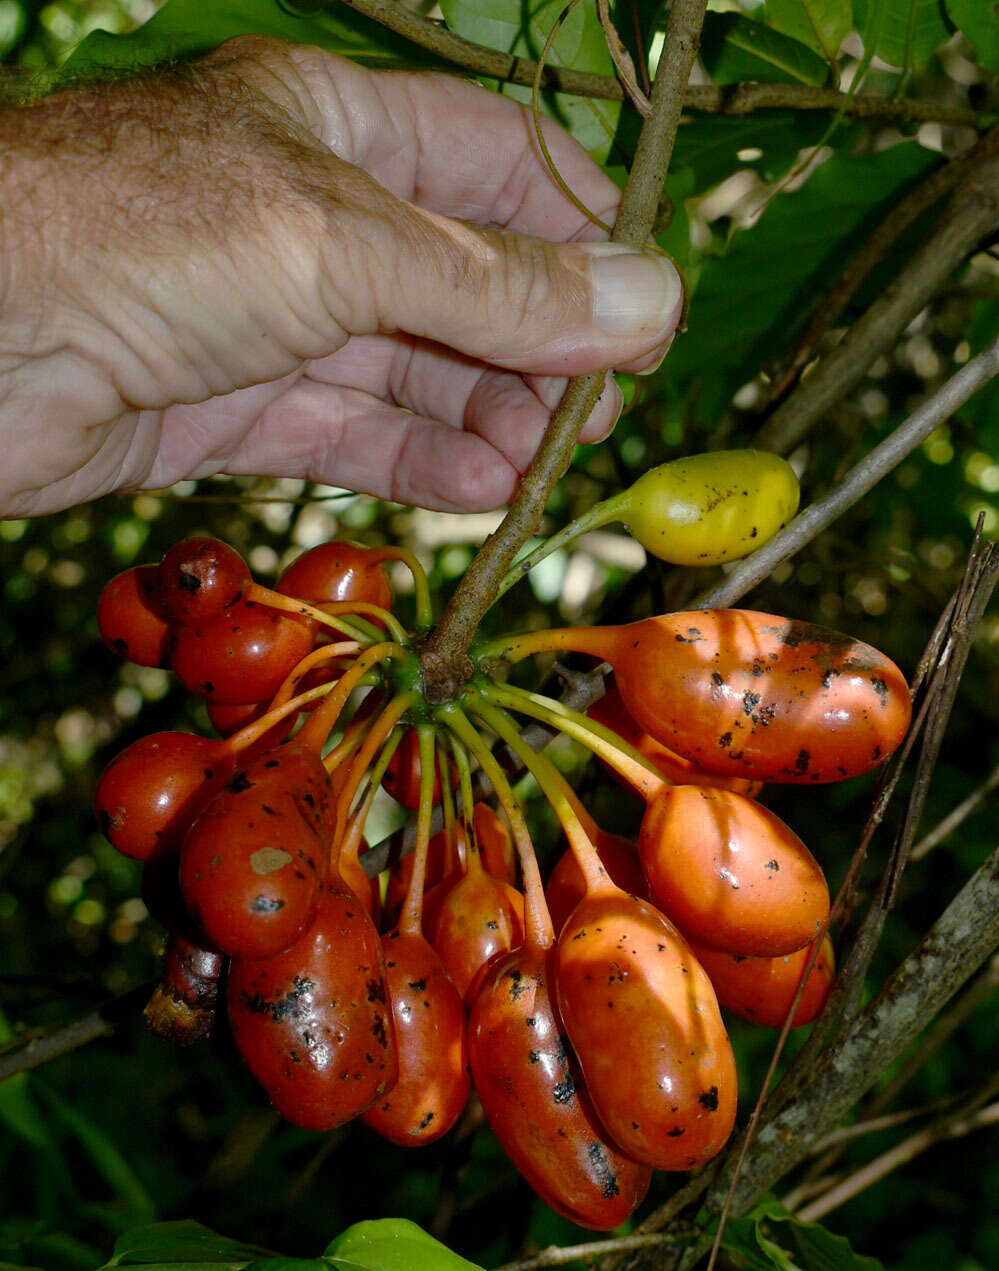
xmin=695 ymin=335 xmax=999 ymax=611
xmin=496 ymin=1231 xmax=690 ymax=1271
xmin=334 ymin=0 xmax=981 ymax=127
xmin=596 ymin=0 xmax=649 ymax=116
xmin=910 ymin=759 xmax=999 ymax=861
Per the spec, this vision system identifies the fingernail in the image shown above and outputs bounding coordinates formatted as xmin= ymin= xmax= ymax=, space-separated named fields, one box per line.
xmin=585 ymin=245 xmax=684 ymax=337
xmin=635 ymin=332 xmax=677 ymax=377
xmin=591 ymin=371 xmax=624 ymax=441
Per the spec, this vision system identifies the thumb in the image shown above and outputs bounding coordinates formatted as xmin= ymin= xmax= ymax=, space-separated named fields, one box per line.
xmin=323 ymin=164 xmax=684 ymax=377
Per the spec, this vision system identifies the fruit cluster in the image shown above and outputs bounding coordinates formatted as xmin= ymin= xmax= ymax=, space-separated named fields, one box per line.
xmin=94 ymin=485 xmax=910 ymax=1229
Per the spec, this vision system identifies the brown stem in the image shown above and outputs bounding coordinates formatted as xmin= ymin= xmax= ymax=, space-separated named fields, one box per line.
xmin=335 ymin=0 xmax=981 ymax=128
xmin=419 ymin=0 xmax=709 ymax=700
xmin=753 ymin=154 xmax=999 ymax=456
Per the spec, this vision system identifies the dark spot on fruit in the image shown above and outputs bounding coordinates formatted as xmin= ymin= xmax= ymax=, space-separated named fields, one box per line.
xmin=668 ymin=1126 xmax=685 ymax=1137
xmin=526 ymin=1017 xmax=536 ymax=1028
xmin=178 ymin=570 xmax=201 ymax=594
xmin=371 ymin=1015 xmax=389 ymax=1048
xmin=711 ymin=672 xmax=724 ymax=685
xmin=367 ymin=978 xmax=387 ymax=1003
xmin=870 ymin=676 xmax=888 ymax=705
xmin=229 ymin=771 xmax=252 ymax=793
xmin=407 ymin=978 xmax=426 ymax=993
xmin=719 ymin=732 xmax=733 ymax=748
xmin=250 ymin=895 xmax=284 ymax=912
xmin=699 ymin=1086 xmax=719 ymax=1111
xmin=795 ymin=749 xmax=810 ymax=774
xmin=508 ymin=970 xmax=528 ymax=1000
xmin=529 ymin=1050 xmax=540 ymax=1064
xmin=261 ymin=804 xmax=278 ymax=816
xmin=417 ymin=1111 xmax=434 ymax=1131
xmin=586 ymin=1143 xmax=620 ymax=1198
xmin=486 ymin=920 xmax=498 ymax=930
xmin=201 ymin=682 xmax=214 ymax=695
xmin=553 ymin=1074 xmax=575 ymax=1104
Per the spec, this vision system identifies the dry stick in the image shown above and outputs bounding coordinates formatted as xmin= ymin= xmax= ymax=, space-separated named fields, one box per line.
xmin=418 ymin=0 xmax=709 ymax=701
xmin=795 ymin=1081 xmax=999 ymax=1224
xmin=785 ymin=954 xmax=999 ymax=1207
xmin=694 ymin=333 xmax=999 ymax=611
xmin=711 ymin=572 xmax=999 ymax=1222
xmin=334 ymin=0 xmax=980 ymax=127
xmin=767 ymin=126 xmax=999 ymax=398
xmin=753 ymin=154 xmax=999 ymax=458
xmin=495 ymin=1231 xmax=693 ymax=1271
xmin=910 ymin=758 xmax=999 ymax=861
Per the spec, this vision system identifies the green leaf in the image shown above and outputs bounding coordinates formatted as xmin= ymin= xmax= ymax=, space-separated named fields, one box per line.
xmin=664 ymin=141 xmax=939 ymax=423
xmin=325 ymin=1220 xmax=485 ymax=1271
xmin=36 ymin=1084 xmax=157 ymax=1229
xmin=670 ymin=113 xmax=830 ymax=194
xmin=700 ymin=12 xmax=831 ymax=87
xmin=765 ymin=0 xmax=852 ymax=61
xmin=102 ymin=1220 xmax=275 ymax=1267
xmin=438 ymin=0 xmax=621 ymax=163
xmin=946 ymin=0 xmax=999 ymax=72
xmin=60 ymin=0 xmax=436 ymax=81
xmin=853 ymin=0 xmax=954 ymax=68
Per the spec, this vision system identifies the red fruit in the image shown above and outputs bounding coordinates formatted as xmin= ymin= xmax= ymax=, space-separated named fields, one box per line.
xmin=179 ymin=743 xmax=332 ymax=959
xmin=158 ymin=536 xmax=251 ymax=626
xmin=638 ymin=786 xmax=829 ymax=957
xmin=545 ymin=830 xmax=649 ymax=935
xmin=277 ymin=541 xmax=392 ymax=611
xmin=381 ymin=729 xmax=457 ymax=811
xmin=690 ymin=935 xmax=835 ymax=1029
xmin=428 ymin=867 xmax=525 ymax=1002
xmin=227 ymin=880 xmax=397 ymax=1130
xmin=469 ymin=946 xmax=651 ymax=1230
xmin=554 ymin=890 xmax=737 ymax=1172
xmin=169 ymin=598 xmax=314 ymax=705
xmin=97 ymin=565 xmax=172 ymax=667
xmin=207 ymin=699 xmax=296 ymax=751
xmin=362 ymin=931 xmax=469 ymax=1146
xmin=94 ymin=732 xmax=233 ymax=862
xmin=475 ymin=803 xmax=518 ymax=886
xmin=588 ymin=680 xmax=762 ymax=798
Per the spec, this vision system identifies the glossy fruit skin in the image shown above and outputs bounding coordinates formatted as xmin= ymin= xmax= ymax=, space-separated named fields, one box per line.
xmin=554 ymin=891 xmax=737 ymax=1171
xmin=608 ymin=610 xmax=911 ymax=784
xmin=624 ymin=450 xmax=799 ymax=566
xmin=159 ymin=537 xmax=251 ymax=626
xmin=169 ymin=598 xmax=314 ymax=705
xmin=469 ymin=946 xmax=651 ymax=1230
xmin=639 ymin=785 xmax=829 ymax=957
xmin=207 ymin=699 xmax=296 ymax=752
xmin=588 ymin=680 xmax=762 ymax=798
xmin=428 ymin=870 xmax=525 ymax=1001
xmin=690 ymin=935 xmax=835 ymax=1029
xmin=97 ymin=565 xmax=172 ymax=668
xmin=227 ymin=880 xmax=397 ymax=1130
xmin=545 ymin=831 xmax=649 ymax=935
xmin=381 ymin=729 xmax=457 ymax=811
xmin=94 ymin=732 xmax=234 ymax=862
xmin=362 ymin=931 xmax=470 ymax=1146
xmin=383 ymin=824 xmax=459 ymax=930
xmin=474 ymin=803 xmax=518 ymax=886
xmin=277 ymin=541 xmax=392 ymax=610
xmin=179 ymin=743 xmax=332 ymax=959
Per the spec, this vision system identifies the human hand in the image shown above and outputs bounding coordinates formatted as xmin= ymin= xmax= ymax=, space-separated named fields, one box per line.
xmin=0 ymin=36 xmax=683 ymax=519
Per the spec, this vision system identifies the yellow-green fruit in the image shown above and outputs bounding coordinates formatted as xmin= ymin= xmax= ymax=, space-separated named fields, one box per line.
xmin=623 ymin=450 xmax=799 ymax=566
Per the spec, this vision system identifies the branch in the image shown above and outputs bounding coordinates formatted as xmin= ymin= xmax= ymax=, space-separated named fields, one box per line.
xmin=335 ymin=0 xmax=981 ymax=128
xmin=910 ymin=759 xmax=999 ymax=862
xmin=0 ymin=984 xmax=152 ymax=1083
xmin=495 ymin=1231 xmax=692 ymax=1271
xmin=418 ymin=0 xmax=709 ymax=696
xmin=767 ymin=127 xmax=999 ymax=397
xmin=753 ymin=154 xmax=999 ymax=456
xmin=694 ymin=334 xmax=999 ymax=610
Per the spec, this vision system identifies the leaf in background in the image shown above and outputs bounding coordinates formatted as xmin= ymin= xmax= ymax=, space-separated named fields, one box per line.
xmin=325 ymin=1220 xmax=485 ymax=1271
xmin=853 ymin=0 xmax=954 ymax=68
xmin=670 ymin=113 xmax=830 ymax=195
xmin=765 ymin=0 xmax=853 ymax=62
xmin=103 ymin=1220 xmax=276 ymax=1267
xmin=699 ymin=13 xmax=831 ymax=87
xmin=663 ymin=142 xmax=939 ymax=423
xmin=438 ymin=0 xmax=621 ymax=164
xmin=748 ymin=1199 xmax=885 ymax=1270
xmin=60 ymin=0 xmax=437 ymax=81
xmin=946 ymin=0 xmax=999 ymax=73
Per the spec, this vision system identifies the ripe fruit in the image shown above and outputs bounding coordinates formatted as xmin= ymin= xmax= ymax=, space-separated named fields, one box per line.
xmin=158 ymin=536 xmax=251 ymax=625
xmin=227 ymin=881 xmax=397 ymax=1130
xmin=277 ymin=541 xmax=392 ymax=611
xmin=638 ymin=785 xmax=829 ymax=957
xmin=97 ymin=565 xmax=172 ymax=667
xmin=469 ymin=945 xmax=651 ymax=1230
xmin=545 ymin=829 xmax=649 ymax=934
xmin=554 ymin=889 xmax=737 ymax=1171
xmin=362 ymin=931 xmax=469 ymax=1146
xmin=94 ymin=732 xmax=234 ymax=862
xmin=179 ymin=743 xmax=332 ymax=959
xmin=690 ymin=935 xmax=835 ymax=1028
xmin=144 ymin=931 xmax=223 ymax=1046
xmin=428 ymin=855 xmax=525 ymax=1001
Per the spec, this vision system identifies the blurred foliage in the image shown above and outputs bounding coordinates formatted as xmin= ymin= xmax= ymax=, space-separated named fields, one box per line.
xmin=2 ymin=1 xmax=999 ymax=1270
